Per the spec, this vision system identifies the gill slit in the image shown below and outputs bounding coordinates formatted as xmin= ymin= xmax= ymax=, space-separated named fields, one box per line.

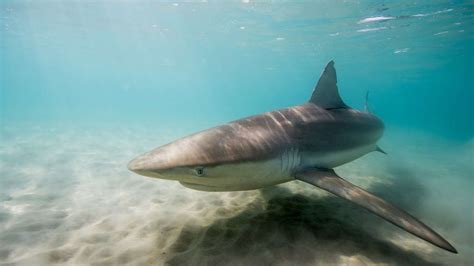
xmin=289 ymin=148 xmax=295 ymax=173
xmin=280 ymin=148 xmax=301 ymax=175
xmin=291 ymin=148 xmax=301 ymax=174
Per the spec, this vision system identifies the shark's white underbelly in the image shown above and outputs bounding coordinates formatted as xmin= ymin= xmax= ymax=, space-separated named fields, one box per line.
xmin=180 ymin=144 xmax=375 ymax=192
xmin=301 ymin=143 xmax=376 ymax=169
xmin=180 ymin=157 xmax=292 ymax=191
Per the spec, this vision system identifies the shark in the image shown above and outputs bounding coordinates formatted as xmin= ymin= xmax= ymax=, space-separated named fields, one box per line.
xmin=128 ymin=61 xmax=457 ymax=253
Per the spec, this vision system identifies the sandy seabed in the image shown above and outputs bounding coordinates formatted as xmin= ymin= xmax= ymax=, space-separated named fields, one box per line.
xmin=0 ymin=123 xmax=472 ymax=266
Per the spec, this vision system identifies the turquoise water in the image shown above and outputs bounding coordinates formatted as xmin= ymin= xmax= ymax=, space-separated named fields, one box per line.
xmin=1 ymin=1 xmax=473 ymax=265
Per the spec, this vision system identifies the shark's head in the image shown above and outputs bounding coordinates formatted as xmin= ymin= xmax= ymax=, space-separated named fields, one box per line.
xmin=127 ymin=129 xmax=225 ymax=182
xmin=127 ymin=146 xmax=199 ymax=182
xmin=127 ymin=122 xmax=284 ymax=189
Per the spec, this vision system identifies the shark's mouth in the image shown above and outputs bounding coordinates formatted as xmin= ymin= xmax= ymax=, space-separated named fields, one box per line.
xmin=179 ymin=181 xmax=223 ymax=192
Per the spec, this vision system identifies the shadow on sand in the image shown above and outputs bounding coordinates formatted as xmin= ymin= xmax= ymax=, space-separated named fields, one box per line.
xmin=163 ymin=166 xmax=439 ymax=265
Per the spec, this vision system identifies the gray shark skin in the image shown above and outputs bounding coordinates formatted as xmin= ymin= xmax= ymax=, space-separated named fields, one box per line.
xmin=128 ymin=61 xmax=457 ymax=254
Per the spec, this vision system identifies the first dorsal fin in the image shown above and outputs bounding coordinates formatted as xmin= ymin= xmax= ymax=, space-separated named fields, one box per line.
xmin=309 ymin=61 xmax=349 ymax=109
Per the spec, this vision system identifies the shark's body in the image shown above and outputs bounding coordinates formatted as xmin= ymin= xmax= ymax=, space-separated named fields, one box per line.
xmin=128 ymin=61 xmax=457 ymax=253
xmin=132 ymin=103 xmax=382 ymax=192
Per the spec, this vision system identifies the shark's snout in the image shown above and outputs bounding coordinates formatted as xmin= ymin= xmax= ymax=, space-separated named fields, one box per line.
xmin=127 ymin=152 xmax=165 ymax=176
xmin=127 ymin=145 xmax=184 ymax=179
xmin=127 ymin=156 xmax=143 ymax=173
xmin=128 ymin=146 xmax=195 ymax=181
xmin=127 ymin=155 xmax=150 ymax=174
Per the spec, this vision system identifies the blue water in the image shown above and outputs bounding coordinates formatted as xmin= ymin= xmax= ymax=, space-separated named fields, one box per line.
xmin=0 ymin=1 xmax=473 ymax=265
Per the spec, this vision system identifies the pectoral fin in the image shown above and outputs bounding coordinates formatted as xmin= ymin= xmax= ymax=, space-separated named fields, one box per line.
xmin=294 ymin=168 xmax=457 ymax=253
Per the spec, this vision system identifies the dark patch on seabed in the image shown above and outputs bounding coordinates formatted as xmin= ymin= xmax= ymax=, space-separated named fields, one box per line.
xmin=163 ymin=167 xmax=439 ymax=266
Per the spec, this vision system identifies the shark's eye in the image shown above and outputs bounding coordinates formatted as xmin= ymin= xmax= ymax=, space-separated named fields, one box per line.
xmin=194 ymin=167 xmax=205 ymax=177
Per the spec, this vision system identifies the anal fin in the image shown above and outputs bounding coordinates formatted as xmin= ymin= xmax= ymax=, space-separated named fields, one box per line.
xmin=294 ymin=168 xmax=457 ymax=253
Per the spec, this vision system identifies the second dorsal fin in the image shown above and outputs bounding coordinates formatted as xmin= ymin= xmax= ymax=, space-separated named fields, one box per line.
xmin=309 ymin=61 xmax=348 ymax=109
